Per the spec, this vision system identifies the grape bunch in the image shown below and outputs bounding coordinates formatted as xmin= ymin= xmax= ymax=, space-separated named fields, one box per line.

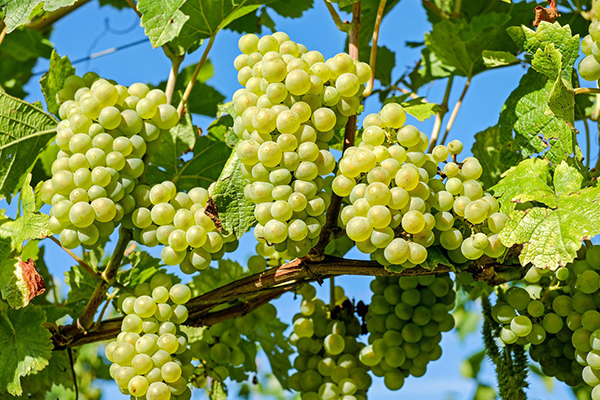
xmin=288 ymin=284 xmax=373 ymax=400
xmin=247 ymin=241 xmax=287 ymax=273
xmin=332 ymin=103 xmax=508 ymax=268
xmin=491 ymin=244 xmax=600 ymax=398
xmin=131 ymin=182 xmax=237 ymax=273
xmin=359 ymin=274 xmax=456 ymax=390
xmin=106 ymin=274 xmax=193 ymax=400
xmin=41 ymin=73 xmax=178 ymax=249
xmin=579 ymin=0 xmax=600 ymax=81
xmin=233 ymin=32 xmax=371 ymax=258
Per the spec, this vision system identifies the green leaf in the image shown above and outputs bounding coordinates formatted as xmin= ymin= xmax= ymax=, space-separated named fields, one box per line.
xmin=482 ymin=50 xmax=518 ymax=68
xmin=247 ymin=310 xmax=293 ymax=390
xmin=138 ymin=0 xmax=189 ymax=48
xmin=497 ymin=23 xmax=581 ymax=164
xmin=268 ymin=0 xmax=313 ymax=18
xmin=408 ymin=47 xmax=456 ymax=91
xmin=362 ymin=45 xmax=395 ymax=86
xmin=498 ymin=161 xmax=600 ymax=270
xmin=490 ymin=158 xmax=554 ymax=213
xmin=0 ymin=92 xmax=57 ymax=199
xmin=120 ymin=250 xmax=180 ymax=288
xmin=172 ymin=0 xmax=279 ymax=53
xmin=64 ymin=265 xmax=98 ymax=316
xmin=188 ymin=259 xmax=247 ymax=296
xmin=400 ymin=98 xmax=441 ymax=122
xmin=146 ymin=113 xmax=197 ymax=186
xmin=471 ymin=125 xmax=520 ymax=190
xmin=0 ymin=0 xmax=76 ymax=32
xmin=39 ymin=50 xmax=75 ymax=116
xmin=0 ymin=208 xmax=50 ymax=258
xmin=0 ymin=28 xmax=52 ymax=62
xmin=209 ymin=149 xmax=256 ymax=238
xmin=210 ymin=380 xmax=227 ymax=400
xmin=0 ymin=306 xmax=53 ymax=395
xmin=0 ymin=258 xmax=45 ymax=310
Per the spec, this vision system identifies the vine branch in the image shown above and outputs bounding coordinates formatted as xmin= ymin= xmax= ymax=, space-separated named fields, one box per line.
xmin=428 ymin=76 xmax=454 ymax=151
xmin=52 ymin=255 xmax=522 ymax=349
xmin=123 ymin=0 xmax=142 ymax=18
xmin=363 ymin=0 xmax=387 ymax=98
xmin=177 ymin=35 xmax=216 ymax=118
xmin=440 ymin=76 xmax=471 ymax=145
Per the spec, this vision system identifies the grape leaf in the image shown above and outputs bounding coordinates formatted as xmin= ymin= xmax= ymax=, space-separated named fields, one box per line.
xmin=0 ymin=208 xmax=50 ymax=258
xmin=268 ymin=0 xmax=313 ymax=18
xmin=138 ymin=0 xmax=189 ymax=48
xmin=400 ymin=97 xmax=441 ymax=122
xmin=482 ymin=50 xmax=518 ymax=68
xmin=209 ymin=149 xmax=256 ymax=238
xmin=0 ymin=28 xmax=52 ymax=62
xmin=246 ymin=313 xmax=293 ymax=390
xmin=490 ymin=158 xmax=554 ymax=213
xmin=39 ymin=50 xmax=75 ymax=116
xmin=145 ymin=113 xmax=197 ymax=186
xmin=211 ymin=380 xmax=227 ymax=400
xmin=64 ymin=265 xmax=98 ymax=316
xmin=0 ymin=306 xmax=53 ymax=395
xmin=120 ymin=250 xmax=180 ymax=288
xmin=498 ymin=161 xmax=600 ymax=270
xmin=0 ymin=92 xmax=57 ymax=200
xmin=0 ymin=258 xmax=45 ymax=310
xmin=171 ymin=0 xmax=279 ymax=54
xmin=499 ymin=22 xmax=580 ymax=165
xmin=188 ymin=259 xmax=247 ymax=296
xmin=471 ymin=125 xmax=520 ymax=190
xmin=0 ymin=0 xmax=76 ymax=32
xmin=408 ymin=47 xmax=456 ymax=91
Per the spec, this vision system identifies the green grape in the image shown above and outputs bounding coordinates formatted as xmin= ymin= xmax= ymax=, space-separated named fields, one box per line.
xmin=511 ymin=315 xmax=533 ymax=337
xmin=579 ymin=55 xmax=600 ymax=81
xmin=379 ymin=103 xmax=406 ymax=129
xmin=146 ymin=382 xmax=171 ymax=400
xmin=128 ymin=376 xmax=149 ymax=397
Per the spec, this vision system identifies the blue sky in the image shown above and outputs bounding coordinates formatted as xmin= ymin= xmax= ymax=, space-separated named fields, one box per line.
xmin=6 ymin=0 xmax=591 ymax=399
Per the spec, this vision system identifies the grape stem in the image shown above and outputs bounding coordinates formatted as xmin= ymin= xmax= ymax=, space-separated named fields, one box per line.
xmin=123 ymin=0 xmax=142 ymax=18
xmin=60 ymin=227 xmax=132 ymax=338
xmin=428 ymin=76 xmax=454 ymax=152
xmin=25 ymin=0 xmax=92 ymax=31
xmin=363 ymin=0 xmax=387 ymax=98
xmin=440 ymin=76 xmax=471 ymax=146
xmin=323 ymin=0 xmax=353 ymax=32
xmin=47 ymin=235 xmax=99 ymax=279
xmin=574 ymin=87 xmax=600 ymax=95
xmin=165 ymin=52 xmax=184 ymax=104
xmin=310 ymin=2 xmax=361 ymax=257
xmin=51 ymin=253 xmax=524 ymax=349
xmin=177 ymin=34 xmax=216 ymax=118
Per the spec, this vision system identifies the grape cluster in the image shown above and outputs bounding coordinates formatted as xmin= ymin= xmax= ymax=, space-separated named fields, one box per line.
xmin=288 ymin=284 xmax=373 ymax=400
xmin=579 ymin=1 xmax=600 ymax=81
xmin=41 ymin=73 xmax=178 ymax=249
xmin=332 ymin=104 xmax=508 ymax=267
xmin=247 ymin=241 xmax=290 ymax=273
xmin=131 ymin=183 xmax=237 ymax=273
xmin=233 ymin=32 xmax=371 ymax=258
xmin=188 ymin=303 xmax=278 ymax=389
xmin=492 ymin=245 xmax=600 ymax=398
xmin=106 ymin=274 xmax=193 ymax=400
xmin=359 ymin=274 xmax=456 ymax=390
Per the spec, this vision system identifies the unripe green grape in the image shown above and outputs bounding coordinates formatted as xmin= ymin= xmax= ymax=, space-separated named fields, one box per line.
xmin=69 ymin=202 xmax=95 ymax=228
xmin=151 ymin=203 xmax=176 ymax=225
xmin=311 ymin=108 xmax=336 ymax=132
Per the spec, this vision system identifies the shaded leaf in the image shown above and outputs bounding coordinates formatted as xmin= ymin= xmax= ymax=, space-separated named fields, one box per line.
xmin=0 ymin=306 xmax=53 ymax=395
xmin=268 ymin=0 xmax=313 ymax=18
xmin=482 ymin=50 xmax=518 ymax=68
xmin=0 ymin=92 xmax=57 ymax=199
xmin=64 ymin=265 xmax=97 ymax=316
xmin=471 ymin=125 xmax=520 ymax=190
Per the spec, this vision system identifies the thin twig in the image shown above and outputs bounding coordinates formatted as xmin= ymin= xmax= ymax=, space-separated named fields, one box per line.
xmin=48 ymin=236 xmax=99 ymax=279
xmin=363 ymin=0 xmax=387 ymax=97
xmin=330 ymin=277 xmax=335 ymax=309
xmin=165 ymin=54 xmax=184 ymax=104
xmin=123 ymin=0 xmax=142 ymax=18
xmin=580 ymin=107 xmax=591 ymax=168
xmin=441 ymin=77 xmax=471 ymax=145
xmin=0 ymin=23 xmax=7 ymax=47
xmin=177 ymin=35 xmax=216 ymax=118
xmin=67 ymin=348 xmax=79 ymax=398
xmin=323 ymin=0 xmax=353 ymax=32
xmin=574 ymin=87 xmax=600 ymax=95
xmin=25 ymin=0 xmax=92 ymax=30
xmin=428 ymin=76 xmax=454 ymax=151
